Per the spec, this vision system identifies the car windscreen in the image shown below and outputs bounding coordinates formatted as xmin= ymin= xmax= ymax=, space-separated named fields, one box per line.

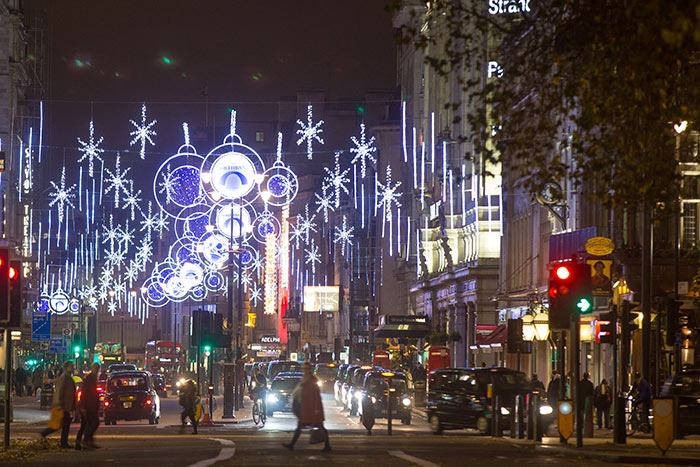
xmin=271 ymin=378 xmax=301 ymax=392
xmin=269 ymin=362 xmax=301 ymax=380
xmin=109 ymin=375 xmax=148 ymax=392
xmin=108 ymin=364 xmax=136 ymax=372
xmin=352 ymin=369 xmax=372 ymax=386
xmin=366 ymin=375 xmax=408 ymax=393
xmin=669 ymin=374 xmax=700 ymax=395
xmin=315 ymin=366 xmax=336 ymax=378
xmin=494 ymin=372 xmax=529 ymax=390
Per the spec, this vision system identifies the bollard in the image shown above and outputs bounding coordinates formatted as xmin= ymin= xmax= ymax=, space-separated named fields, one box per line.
xmin=517 ymin=394 xmax=525 ymax=439
xmin=511 ymin=395 xmax=517 ymax=439
xmin=535 ymin=394 xmax=542 ymax=442
xmin=527 ymin=393 xmax=535 ymax=440
xmin=492 ymin=395 xmax=502 ymax=437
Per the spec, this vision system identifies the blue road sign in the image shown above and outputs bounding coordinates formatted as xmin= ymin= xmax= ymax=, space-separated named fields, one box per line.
xmin=49 ymin=335 xmax=67 ymax=354
xmin=31 ymin=312 xmax=51 ymax=342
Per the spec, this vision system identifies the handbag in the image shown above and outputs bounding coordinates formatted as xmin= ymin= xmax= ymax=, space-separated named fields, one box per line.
xmin=309 ymin=427 xmax=325 ymax=445
xmin=47 ymin=407 xmax=63 ymax=430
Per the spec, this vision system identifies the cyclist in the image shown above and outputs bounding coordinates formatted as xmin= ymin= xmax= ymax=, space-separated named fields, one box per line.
xmin=631 ymin=372 xmax=651 ymax=429
xmin=250 ymin=366 xmax=268 ymax=405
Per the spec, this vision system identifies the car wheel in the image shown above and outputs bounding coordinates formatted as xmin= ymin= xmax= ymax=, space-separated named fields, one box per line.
xmin=429 ymin=414 xmax=442 ymax=434
xmin=477 ymin=416 xmax=490 ymax=435
xmin=156 ymin=416 xmax=160 ymax=425
xmin=149 ymin=415 xmax=156 ymax=425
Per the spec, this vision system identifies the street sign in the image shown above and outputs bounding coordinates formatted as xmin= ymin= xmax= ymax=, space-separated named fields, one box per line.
xmin=49 ymin=335 xmax=67 ymax=354
xmin=39 ymin=342 xmax=49 ymax=351
xmin=62 ymin=327 xmax=71 ymax=337
xmin=558 ymin=400 xmax=574 ymax=441
xmin=653 ymin=399 xmax=674 ymax=454
xmin=31 ymin=312 xmax=51 ymax=342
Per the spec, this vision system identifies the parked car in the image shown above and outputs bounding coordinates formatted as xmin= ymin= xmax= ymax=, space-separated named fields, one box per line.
xmin=266 ymin=373 xmax=303 ymax=417
xmin=660 ymin=370 xmax=700 ymax=436
xmin=334 ymin=364 xmax=350 ymax=405
xmin=359 ymin=370 xmax=413 ymax=424
xmin=314 ymin=363 xmax=338 ymax=393
xmin=346 ymin=366 xmax=376 ymax=415
xmin=103 ymin=371 xmax=161 ymax=425
xmin=267 ymin=361 xmax=302 ymax=385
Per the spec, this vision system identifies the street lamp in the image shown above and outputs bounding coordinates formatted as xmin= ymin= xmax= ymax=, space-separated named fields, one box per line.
xmin=533 ymin=313 xmax=550 ymax=341
xmin=522 ymin=314 xmax=536 ymax=341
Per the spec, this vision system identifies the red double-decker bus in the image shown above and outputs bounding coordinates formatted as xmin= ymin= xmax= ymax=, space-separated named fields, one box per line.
xmin=145 ymin=340 xmax=183 ymax=388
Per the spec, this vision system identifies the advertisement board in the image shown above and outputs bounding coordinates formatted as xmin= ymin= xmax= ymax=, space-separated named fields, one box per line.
xmin=303 ymin=286 xmax=339 ymax=312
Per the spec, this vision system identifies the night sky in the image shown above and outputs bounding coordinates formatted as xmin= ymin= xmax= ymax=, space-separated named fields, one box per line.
xmin=24 ymin=0 xmax=397 ymax=182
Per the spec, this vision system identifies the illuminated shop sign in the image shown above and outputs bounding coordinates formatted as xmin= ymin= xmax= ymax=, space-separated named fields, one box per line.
xmin=488 ymin=0 xmax=531 ymax=15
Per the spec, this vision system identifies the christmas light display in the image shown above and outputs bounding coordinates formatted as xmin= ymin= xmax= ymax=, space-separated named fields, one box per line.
xmin=77 ymin=120 xmax=105 ymax=178
xmin=129 ymin=103 xmax=157 ymax=159
xmin=48 ymin=166 xmax=76 ymax=224
xmin=350 ymin=123 xmax=377 ymax=178
xmin=296 ymin=104 xmax=324 ymax=160
xmin=264 ymin=233 xmax=277 ymax=314
xmin=333 ymin=215 xmax=354 ymax=257
xmin=104 ymin=154 xmax=131 ymax=208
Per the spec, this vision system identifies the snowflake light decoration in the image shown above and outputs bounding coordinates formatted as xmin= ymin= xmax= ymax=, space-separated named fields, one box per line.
xmin=77 ymin=120 xmax=105 ymax=177
xmin=125 ymin=260 xmax=139 ymax=286
xmin=107 ymin=300 xmax=117 ymax=314
xmin=249 ymin=282 xmax=262 ymax=307
xmin=48 ymin=166 xmax=76 ymax=224
xmin=350 ymin=123 xmax=377 ymax=178
xmin=129 ymin=103 xmax=157 ymax=159
xmin=296 ymin=104 xmax=324 ymax=160
xmin=290 ymin=222 xmax=304 ymax=250
xmin=104 ymin=154 xmax=131 ymax=208
xmin=119 ymin=221 xmax=136 ymax=250
xmin=334 ymin=215 xmax=355 ymax=257
xmin=140 ymin=201 xmax=158 ymax=239
xmin=102 ymin=214 xmax=120 ymax=251
xmin=314 ymin=185 xmax=334 ymax=224
xmin=376 ymin=164 xmax=403 ymax=221
xmin=154 ymin=210 xmax=169 ymax=238
xmin=123 ymin=180 xmax=143 ymax=221
xmin=157 ymin=164 xmax=174 ymax=205
xmin=105 ymin=246 xmax=126 ymax=269
xmin=323 ymin=151 xmax=350 ymax=208
xmin=304 ymin=238 xmax=321 ymax=276
xmin=297 ymin=204 xmax=317 ymax=244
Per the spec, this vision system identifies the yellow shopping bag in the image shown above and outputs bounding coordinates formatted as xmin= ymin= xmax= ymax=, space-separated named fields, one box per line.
xmin=194 ymin=396 xmax=202 ymax=422
xmin=47 ymin=407 xmax=63 ymax=430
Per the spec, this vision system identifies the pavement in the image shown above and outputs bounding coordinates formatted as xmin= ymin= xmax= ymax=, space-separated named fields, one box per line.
xmin=1 ymin=394 xmax=699 ymax=465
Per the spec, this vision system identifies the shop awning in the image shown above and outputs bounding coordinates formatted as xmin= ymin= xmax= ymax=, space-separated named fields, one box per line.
xmin=476 ymin=325 xmax=507 ymax=346
xmin=374 ymin=314 xmax=431 ymax=338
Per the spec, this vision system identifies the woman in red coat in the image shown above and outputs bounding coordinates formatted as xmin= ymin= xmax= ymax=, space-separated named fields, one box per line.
xmin=283 ymin=362 xmax=331 ymax=452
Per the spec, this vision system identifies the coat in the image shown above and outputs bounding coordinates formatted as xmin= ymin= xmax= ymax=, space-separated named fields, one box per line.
xmin=81 ymin=372 xmax=100 ymax=414
xmin=53 ymin=371 xmax=76 ymax=412
xmin=293 ymin=375 xmax=325 ymax=426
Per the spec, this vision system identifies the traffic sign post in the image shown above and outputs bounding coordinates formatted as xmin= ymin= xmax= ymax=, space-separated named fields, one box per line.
xmin=31 ymin=312 xmax=51 ymax=342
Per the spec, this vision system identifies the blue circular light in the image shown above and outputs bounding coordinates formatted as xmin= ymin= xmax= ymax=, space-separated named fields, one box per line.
xmin=207 ymin=275 xmax=220 ymax=288
xmin=240 ymin=250 xmax=253 ymax=265
xmin=267 ymin=174 xmax=289 ymax=197
xmin=168 ymin=166 xmax=203 ymax=207
xmin=148 ymin=282 xmax=166 ymax=301
xmin=258 ymin=220 xmax=274 ymax=237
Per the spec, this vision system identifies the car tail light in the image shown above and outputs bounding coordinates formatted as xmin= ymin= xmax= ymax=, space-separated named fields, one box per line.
xmin=146 ymin=399 xmax=153 ymax=405
xmin=104 ymin=400 xmax=110 ymax=407
xmin=96 ymin=386 xmax=104 ymax=392
xmin=77 ymin=391 xmax=82 ymax=401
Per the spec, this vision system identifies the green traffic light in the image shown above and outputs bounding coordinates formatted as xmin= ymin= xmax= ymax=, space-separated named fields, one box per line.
xmin=74 ymin=346 xmax=81 ymax=352
xmin=576 ymin=298 xmax=592 ymax=313
xmin=204 ymin=346 xmax=211 ymax=352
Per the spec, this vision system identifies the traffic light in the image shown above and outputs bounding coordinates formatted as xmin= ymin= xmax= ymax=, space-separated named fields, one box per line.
xmin=548 ymin=261 xmax=593 ymax=329
xmin=598 ymin=308 xmax=617 ymax=344
xmin=0 ymin=248 xmax=10 ymax=326
xmin=9 ymin=260 xmax=22 ymax=328
xmin=74 ymin=344 xmax=81 ymax=358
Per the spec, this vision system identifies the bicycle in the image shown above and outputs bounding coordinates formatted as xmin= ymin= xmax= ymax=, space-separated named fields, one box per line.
xmin=626 ymin=400 xmax=650 ymax=436
xmin=252 ymin=396 xmax=267 ymax=427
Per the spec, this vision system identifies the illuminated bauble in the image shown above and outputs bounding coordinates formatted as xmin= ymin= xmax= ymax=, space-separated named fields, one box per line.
xmin=262 ymin=164 xmax=298 ymax=207
xmin=49 ymin=290 xmax=70 ymax=315
xmin=213 ymin=202 xmax=255 ymax=240
xmin=168 ymin=165 xmax=204 ymax=208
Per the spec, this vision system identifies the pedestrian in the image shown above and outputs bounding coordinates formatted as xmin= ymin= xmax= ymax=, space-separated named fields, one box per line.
xmin=15 ymin=366 xmax=27 ymax=397
xmin=631 ymin=372 xmax=651 ymax=427
xmin=41 ymin=360 xmax=76 ymax=448
xmin=31 ymin=366 xmax=43 ymax=397
xmin=594 ymin=379 xmax=611 ymax=429
xmin=547 ymin=371 xmax=561 ymax=401
xmin=530 ymin=374 xmax=545 ymax=393
xmin=283 ymin=362 xmax=331 ymax=452
xmin=179 ymin=379 xmax=198 ymax=434
xmin=76 ymin=363 xmax=101 ymax=450
xmin=579 ymin=372 xmax=594 ymax=431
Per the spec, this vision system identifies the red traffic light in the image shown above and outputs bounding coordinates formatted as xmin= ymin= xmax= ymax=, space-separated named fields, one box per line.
xmin=555 ymin=265 xmax=571 ymax=280
xmin=8 ymin=267 xmax=17 ymax=280
xmin=548 ymin=287 xmax=558 ymax=298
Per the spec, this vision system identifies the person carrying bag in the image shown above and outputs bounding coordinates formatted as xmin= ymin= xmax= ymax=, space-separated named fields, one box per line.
xmin=283 ymin=362 xmax=331 ymax=452
xmin=41 ymin=361 xmax=76 ymax=448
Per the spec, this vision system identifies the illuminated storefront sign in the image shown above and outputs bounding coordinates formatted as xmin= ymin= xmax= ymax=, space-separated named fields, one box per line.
xmin=488 ymin=0 xmax=530 ymax=15
xmin=303 ymin=286 xmax=339 ymax=312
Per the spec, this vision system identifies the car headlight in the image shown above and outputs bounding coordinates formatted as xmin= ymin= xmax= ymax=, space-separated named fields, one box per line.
xmin=355 ymin=392 xmax=363 ymax=401
xmin=539 ymin=405 xmax=553 ymax=415
xmin=267 ymin=394 xmax=278 ymax=403
xmin=402 ymin=397 xmax=411 ymax=407
xmin=500 ymin=407 xmax=511 ymax=416
xmin=317 ymin=381 xmax=323 ymax=387
xmin=371 ymin=396 xmax=377 ymax=404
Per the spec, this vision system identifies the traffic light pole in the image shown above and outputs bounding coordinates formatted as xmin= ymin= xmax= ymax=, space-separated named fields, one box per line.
xmin=572 ymin=314 xmax=582 ymax=447
xmin=4 ymin=329 xmax=12 ymax=447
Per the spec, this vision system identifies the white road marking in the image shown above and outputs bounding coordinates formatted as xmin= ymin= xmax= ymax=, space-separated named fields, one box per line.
xmin=188 ymin=438 xmax=235 ymax=467
xmin=388 ymin=450 xmax=439 ymax=467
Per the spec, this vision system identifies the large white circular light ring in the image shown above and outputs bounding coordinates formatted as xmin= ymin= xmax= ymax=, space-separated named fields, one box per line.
xmin=202 ymin=140 xmax=265 ymax=193
xmin=206 ymin=151 xmax=258 ymax=200
xmin=49 ymin=291 xmax=70 ymax=315
xmin=190 ymin=285 xmax=206 ymax=301
xmin=174 ymin=204 xmax=212 ymax=241
xmin=180 ymin=262 xmax=204 ymax=287
xmin=164 ymin=274 xmax=189 ymax=302
xmin=200 ymin=232 xmax=229 ymax=266
xmin=167 ymin=165 xmax=205 ymax=208
xmin=252 ymin=213 xmax=281 ymax=244
xmin=214 ymin=203 xmax=255 ymax=240
xmin=153 ymin=153 xmax=205 ymax=219
xmin=141 ymin=277 xmax=169 ymax=308
xmin=262 ymin=165 xmax=299 ymax=207
xmin=204 ymin=271 xmax=225 ymax=292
